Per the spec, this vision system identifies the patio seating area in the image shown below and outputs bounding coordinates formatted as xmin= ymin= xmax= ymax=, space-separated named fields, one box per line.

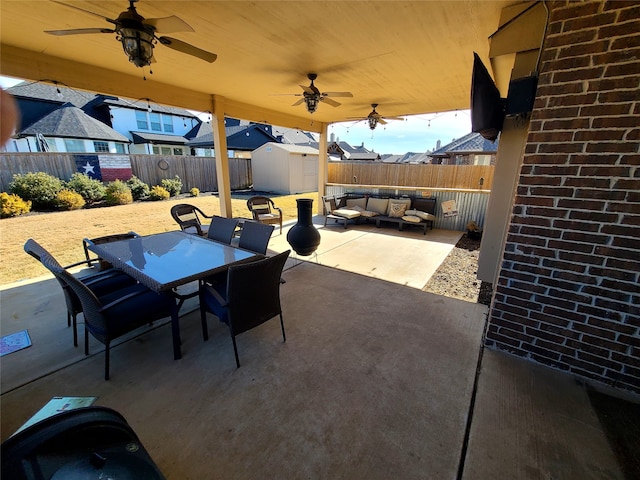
xmin=0 ymin=216 xmax=631 ymax=479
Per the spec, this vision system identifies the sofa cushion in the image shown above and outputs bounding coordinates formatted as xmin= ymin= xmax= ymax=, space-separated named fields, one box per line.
xmin=333 ymin=208 xmax=361 ymax=220
xmin=352 ymin=205 xmax=379 ymax=217
xmin=406 ymin=210 xmax=436 ymax=221
xmin=402 ymin=215 xmax=422 ymax=223
xmin=346 ymin=197 xmax=367 ymax=209
xmin=389 ymin=202 xmax=408 ymax=218
xmin=366 ymin=197 xmax=389 ymax=214
xmin=387 ymin=198 xmax=412 ymax=215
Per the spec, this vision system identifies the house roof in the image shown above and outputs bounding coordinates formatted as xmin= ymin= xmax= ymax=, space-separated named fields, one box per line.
xmin=131 ymin=132 xmax=188 ymax=145
xmin=18 ymin=103 xmax=129 ymax=142
xmin=257 ymin=143 xmax=319 ymax=155
xmin=186 ymin=123 xmax=280 ymax=150
xmin=350 ymin=152 xmax=380 ymax=161
xmin=431 ymin=132 xmax=499 ymax=156
xmin=7 ymin=81 xmax=197 ymax=118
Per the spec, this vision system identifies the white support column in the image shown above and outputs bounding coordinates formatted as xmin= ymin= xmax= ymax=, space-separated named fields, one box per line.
xmin=316 ymin=122 xmax=329 ymax=214
xmin=211 ymin=95 xmax=232 ymax=218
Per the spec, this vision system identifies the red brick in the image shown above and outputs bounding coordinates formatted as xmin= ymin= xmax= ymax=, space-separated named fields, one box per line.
xmin=552 ymin=2 xmax=601 ymax=21
xmin=558 ymin=40 xmax=611 ymax=59
xmin=546 ymin=240 xmax=595 ymax=254
xmin=511 ymin=215 xmax=552 ymax=227
xmin=612 ymin=178 xmax=640 ymax=189
xmin=618 ymin=154 xmax=640 ymax=166
xmin=558 ymin=198 xmax=606 ymax=211
xmin=541 ymin=258 xmax=588 ymax=273
xmin=592 ymin=116 xmax=638 ymax=128
xmin=626 ymin=129 xmax=640 ymax=141
xmin=607 ymin=202 xmax=640 ymax=214
xmin=526 ymin=206 xmax=569 ymax=218
xmin=580 ymin=166 xmax=631 ymax=176
xmin=595 ymin=246 xmax=638 ymax=261
xmin=554 ymin=67 xmax=606 ymax=83
xmin=546 ymin=29 xmax=597 ymax=47
xmin=575 ymin=188 xmax=627 ymax=200
xmin=588 ymin=266 xmax=638 ymax=282
xmin=563 ymin=177 xmax=611 ymax=188
xmin=612 ymin=35 xmax=640 ymax=50
xmin=603 ymin=1 xmax=639 ymax=12
xmin=519 ymin=175 xmax=562 ymax=186
xmin=604 ymin=61 xmax=640 ymax=77
xmin=594 ymin=47 xmax=640 ymax=65
xmin=528 ymin=131 xmax=575 ymax=143
xmin=574 ymin=129 xmax=626 ymax=141
xmin=538 ymin=143 xmax=585 ymax=154
xmin=553 ymin=218 xmax=601 ymax=232
xmin=618 ymin=4 xmax=640 ymax=21
xmin=542 ymin=118 xmax=591 ymax=130
xmin=534 ymin=106 xmax=580 ymax=120
xmin=563 ymin=12 xmax=617 ymax=31
xmin=585 ymin=142 xmax=638 ymax=153
xmin=599 ymin=20 xmax=640 ymax=39
xmin=580 ymin=104 xmax=633 ymax=117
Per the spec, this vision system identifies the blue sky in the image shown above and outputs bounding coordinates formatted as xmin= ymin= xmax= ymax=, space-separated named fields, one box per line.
xmin=2 ymin=75 xmax=472 ymax=154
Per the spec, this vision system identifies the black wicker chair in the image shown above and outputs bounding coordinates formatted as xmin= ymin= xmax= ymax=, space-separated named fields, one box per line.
xmin=199 ymin=250 xmax=290 ymax=367
xmin=24 ymin=239 xmax=138 ymax=347
xmin=246 ymin=196 xmax=283 ymax=235
xmin=207 ymin=216 xmax=239 ymax=245
xmin=26 ymin=239 xmax=174 ymax=380
xmin=170 ymin=203 xmax=214 ymax=236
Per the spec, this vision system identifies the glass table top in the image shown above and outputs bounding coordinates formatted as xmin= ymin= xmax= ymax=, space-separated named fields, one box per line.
xmin=87 ymin=231 xmax=257 ymax=291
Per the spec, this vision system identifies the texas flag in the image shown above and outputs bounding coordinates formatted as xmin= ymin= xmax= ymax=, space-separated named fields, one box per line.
xmin=75 ymin=154 xmax=133 ymax=182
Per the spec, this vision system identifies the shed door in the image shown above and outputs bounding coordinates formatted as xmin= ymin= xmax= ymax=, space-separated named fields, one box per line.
xmin=302 ymin=157 xmax=317 ymax=192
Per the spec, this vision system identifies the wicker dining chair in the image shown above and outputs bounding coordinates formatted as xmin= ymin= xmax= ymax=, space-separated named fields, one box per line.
xmin=246 ymin=196 xmax=283 ymax=235
xmin=170 ymin=203 xmax=214 ymax=236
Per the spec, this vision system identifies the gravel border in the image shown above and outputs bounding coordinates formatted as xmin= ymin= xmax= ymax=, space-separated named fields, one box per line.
xmin=423 ymin=234 xmax=493 ymax=305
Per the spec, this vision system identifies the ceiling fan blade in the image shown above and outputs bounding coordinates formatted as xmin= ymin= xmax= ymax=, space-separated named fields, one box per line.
xmin=323 ymin=92 xmax=353 ymax=98
xmin=320 ymin=97 xmax=341 ymax=107
xmin=300 ymin=85 xmax=315 ymax=94
xmin=378 ymin=118 xmax=388 ymax=125
xmin=158 ymin=37 xmax=217 ymax=63
xmin=145 ymin=16 xmax=194 ymax=33
xmin=292 ymin=98 xmax=305 ymax=106
xmin=45 ymin=28 xmax=114 ymax=36
xmin=50 ymin=0 xmax=117 ymax=24
xmin=384 ymin=116 xmax=406 ymax=121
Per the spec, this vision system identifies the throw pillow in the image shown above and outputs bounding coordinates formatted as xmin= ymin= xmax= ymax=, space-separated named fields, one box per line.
xmin=414 ymin=210 xmax=436 ymax=221
xmin=402 ymin=215 xmax=422 ymax=223
xmin=389 ymin=203 xmax=407 ymax=218
xmin=359 ymin=210 xmax=379 ymax=218
xmin=387 ymin=198 xmax=412 ymax=215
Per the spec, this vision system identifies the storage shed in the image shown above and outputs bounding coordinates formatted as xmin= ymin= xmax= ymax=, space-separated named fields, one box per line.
xmin=251 ymin=142 xmax=319 ymax=194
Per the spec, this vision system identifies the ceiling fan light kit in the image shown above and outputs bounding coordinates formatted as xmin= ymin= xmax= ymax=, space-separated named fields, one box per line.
xmin=46 ymin=0 xmax=216 ymax=69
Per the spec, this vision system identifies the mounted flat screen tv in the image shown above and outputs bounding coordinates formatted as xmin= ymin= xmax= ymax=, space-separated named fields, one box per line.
xmin=470 ymin=52 xmax=505 ymax=142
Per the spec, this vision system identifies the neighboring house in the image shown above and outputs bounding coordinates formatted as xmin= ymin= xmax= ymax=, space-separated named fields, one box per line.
xmin=349 ymin=152 xmax=381 ymax=161
xmin=14 ymin=102 xmax=130 ymax=154
xmin=272 ymin=126 xmax=318 ymax=146
xmin=429 ymin=132 xmax=499 ymax=165
xmin=4 ymin=82 xmax=200 ymax=155
xmin=186 ymin=118 xmax=281 ymax=158
xmin=381 ymin=152 xmax=431 ymax=164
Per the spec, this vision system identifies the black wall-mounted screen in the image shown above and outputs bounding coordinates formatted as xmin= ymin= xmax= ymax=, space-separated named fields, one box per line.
xmin=470 ymin=52 xmax=505 ymax=142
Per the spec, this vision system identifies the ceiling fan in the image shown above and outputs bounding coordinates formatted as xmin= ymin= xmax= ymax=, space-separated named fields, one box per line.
xmin=288 ymin=74 xmax=353 ymax=113
xmin=45 ymin=0 xmax=217 ymax=68
xmin=348 ymin=104 xmax=406 ymax=130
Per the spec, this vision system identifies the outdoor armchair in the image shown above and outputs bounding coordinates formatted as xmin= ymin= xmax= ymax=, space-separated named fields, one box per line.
xmin=246 ymin=196 xmax=283 ymax=234
xmin=199 ymin=250 xmax=290 ymax=368
xmin=171 ymin=203 xmax=214 ymax=236
xmin=28 ymin=239 xmax=174 ymax=380
xmin=24 ymin=239 xmax=138 ymax=347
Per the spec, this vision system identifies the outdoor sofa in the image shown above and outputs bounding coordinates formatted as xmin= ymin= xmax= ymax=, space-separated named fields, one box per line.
xmin=324 ymin=194 xmax=437 ymax=234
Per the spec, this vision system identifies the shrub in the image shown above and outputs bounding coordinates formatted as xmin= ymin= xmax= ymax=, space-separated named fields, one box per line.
xmin=65 ymin=173 xmax=106 ymax=205
xmin=190 ymin=187 xmax=200 ymax=197
xmin=105 ymin=180 xmax=133 ymax=206
xmin=149 ymin=185 xmax=170 ymax=201
xmin=161 ymin=175 xmax=182 ymax=197
xmin=9 ymin=172 xmax=63 ymax=210
xmin=0 ymin=192 xmax=32 ymax=218
xmin=56 ymin=189 xmax=86 ymax=210
xmin=126 ymin=175 xmax=150 ymax=201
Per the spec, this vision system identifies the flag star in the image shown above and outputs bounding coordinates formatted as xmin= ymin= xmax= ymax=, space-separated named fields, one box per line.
xmin=82 ymin=161 xmax=95 ymax=174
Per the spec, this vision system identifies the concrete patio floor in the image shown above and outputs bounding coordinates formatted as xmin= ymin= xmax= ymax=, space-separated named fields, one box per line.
xmin=0 ymin=217 xmax=633 ymax=479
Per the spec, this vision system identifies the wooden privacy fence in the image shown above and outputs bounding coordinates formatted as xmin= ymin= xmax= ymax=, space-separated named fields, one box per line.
xmin=0 ymin=153 xmax=252 ymax=193
xmin=328 ymin=162 xmax=494 ymax=191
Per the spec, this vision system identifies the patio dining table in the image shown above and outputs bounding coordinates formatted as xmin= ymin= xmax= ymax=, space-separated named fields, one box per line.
xmin=85 ymin=231 xmax=259 ymax=360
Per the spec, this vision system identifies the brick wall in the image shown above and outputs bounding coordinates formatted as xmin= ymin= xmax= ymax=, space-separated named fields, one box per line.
xmin=485 ymin=1 xmax=640 ymax=392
